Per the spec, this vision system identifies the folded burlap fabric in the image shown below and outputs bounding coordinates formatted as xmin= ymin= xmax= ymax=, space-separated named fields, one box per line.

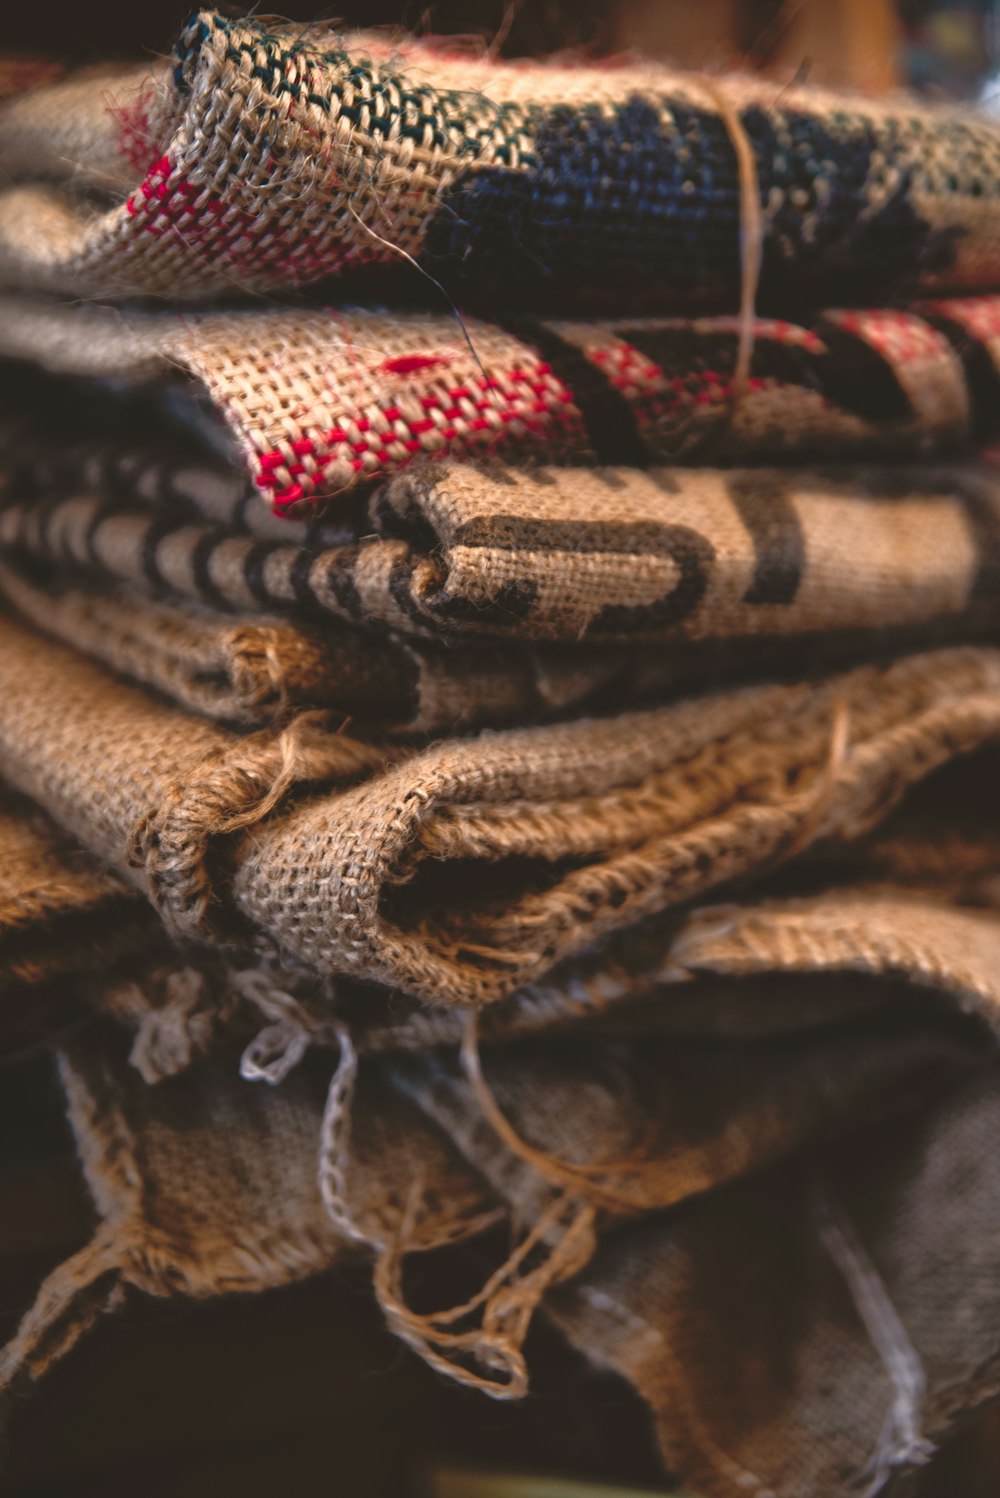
xmin=2 ymin=12 xmax=999 ymax=305
xmin=2 ymin=608 xmax=999 ymax=1001
xmin=548 ymin=1063 xmax=1000 ymax=1498
xmin=0 ymin=1023 xmax=494 ymax=1412
xmin=4 ymin=776 xmax=999 ymax=1465
xmin=360 ymin=839 xmax=1000 ymax=1476
xmin=0 ymin=611 xmax=394 ymax=953
xmin=2 ymin=296 xmax=998 ymax=509
xmin=227 ymin=644 xmax=1000 ymax=1002
xmin=0 ymin=561 xmax=767 ymax=737
xmin=226 ymin=748 xmax=1000 ymax=1057
xmin=50 ymin=752 xmax=1000 ymax=1071
xmin=2 ymin=951 xmax=986 ymax=1432
xmin=6 ymin=456 xmax=1000 ymax=646
xmin=1 ymin=910 xmax=994 ymax=1486
xmin=0 ymin=786 xmax=155 ymax=1060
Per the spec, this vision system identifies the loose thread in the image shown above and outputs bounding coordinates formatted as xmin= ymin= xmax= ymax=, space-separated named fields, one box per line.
xmin=317 ymin=1023 xmax=366 ymax=1243
xmin=314 ymin=1023 xmax=596 ymax=1397
xmin=345 ymin=203 xmax=505 ymax=414
xmin=781 ymin=694 xmax=852 ymax=862
xmin=694 ymin=75 xmax=765 ymax=424
xmin=460 ymin=1014 xmax=676 ymax=1213
xmin=810 ymin=1172 xmax=936 ymax=1495
xmin=373 ymin=1186 xmax=596 ymax=1399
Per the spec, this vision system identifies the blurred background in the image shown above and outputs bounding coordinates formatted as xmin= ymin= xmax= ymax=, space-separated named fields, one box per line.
xmin=4 ymin=0 xmax=1000 ymax=102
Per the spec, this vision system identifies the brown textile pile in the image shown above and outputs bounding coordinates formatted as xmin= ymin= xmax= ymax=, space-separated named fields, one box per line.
xmin=2 ymin=294 xmax=1000 ymax=510
xmin=1 ymin=24 xmax=1000 ymax=1498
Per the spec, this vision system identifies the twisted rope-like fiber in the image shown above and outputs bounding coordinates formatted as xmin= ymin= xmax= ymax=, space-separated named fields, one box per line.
xmin=693 ymin=75 xmax=763 ymax=416
xmin=372 ymin=1187 xmax=596 ymax=1399
xmin=460 ymin=1015 xmax=682 ymax=1214
xmin=315 ymin=1027 xmax=592 ymax=1397
xmin=810 ymin=1173 xmax=935 ymax=1496
xmin=316 ymin=1026 xmax=503 ymax=1251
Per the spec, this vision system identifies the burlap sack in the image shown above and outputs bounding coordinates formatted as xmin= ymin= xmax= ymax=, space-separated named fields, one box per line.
xmin=67 ymin=759 xmax=1000 ymax=1076
xmin=6 ymin=456 xmax=1000 ymax=646
xmin=230 ymin=645 xmax=1000 ymax=1001
xmin=295 ymin=757 xmax=1000 ymax=1054
xmin=3 ymin=609 xmax=1000 ymax=1000
xmin=1 ymin=12 xmax=999 ymax=304
xmin=4 ymin=856 xmax=997 ymax=1442
xmin=48 ymin=942 xmax=989 ymax=1412
xmin=547 ymin=1064 xmax=1000 ymax=1498
xmin=0 ymin=786 xmax=157 ymax=1059
xmin=0 ymin=610 xmax=394 ymax=950
xmin=390 ymin=998 xmax=983 ymax=1222
xmin=326 ymin=894 xmax=993 ymax=1403
xmin=361 ymin=806 xmax=1000 ymax=1454
xmin=0 ymin=1017 xmax=497 ymax=1409
xmin=0 ymin=560 xmax=786 ymax=738
xmin=1 ymin=295 xmax=997 ymax=510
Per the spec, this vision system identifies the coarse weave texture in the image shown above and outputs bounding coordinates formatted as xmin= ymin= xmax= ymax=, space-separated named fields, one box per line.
xmin=0 ymin=1018 xmax=496 ymax=1407
xmin=206 ymin=746 xmax=1000 ymax=1058
xmin=55 ymin=762 xmax=1000 ymax=1074
xmin=0 ymin=788 xmax=133 ymax=987
xmin=347 ymin=988 xmax=982 ymax=1403
xmin=229 ymin=645 xmax=1000 ymax=1002
xmin=129 ymin=756 xmax=1000 ymax=1067
xmin=3 ymin=838 xmax=998 ymax=1441
xmin=548 ymin=1063 xmax=1000 ymax=1498
xmin=0 ymin=1030 xmax=340 ymax=1405
xmin=0 ymin=787 xmax=152 ymax=1059
xmin=391 ymin=1002 xmax=984 ymax=1228
xmin=2 ymin=953 xmax=984 ymax=1430
xmin=2 ymin=13 xmax=1000 ymax=305
xmin=0 ymin=561 xmax=752 ymax=738
xmin=3 ymin=297 xmax=1000 ymax=510
xmin=6 ymin=457 xmax=1000 ymax=646
xmin=0 ymin=610 xmax=393 ymax=948
xmin=6 ymin=610 xmax=1000 ymax=1000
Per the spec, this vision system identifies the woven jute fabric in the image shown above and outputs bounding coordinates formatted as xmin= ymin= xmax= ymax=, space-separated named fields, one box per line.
xmin=0 ymin=787 xmax=132 ymax=986
xmin=0 ymin=786 xmax=153 ymax=1059
xmin=3 ymin=860 xmax=998 ymax=1440
xmin=0 ymin=610 xmax=394 ymax=950
xmin=0 ymin=560 xmax=743 ymax=738
xmin=5 ymin=948 xmax=980 ymax=1417
xmin=232 ymin=749 xmax=1000 ymax=1056
xmin=3 ymin=296 xmax=1000 ymax=511
xmin=0 ymin=1030 xmax=342 ymax=1404
xmin=6 ymin=455 xmax=1000 ymax=647
xmin=230 ymin=645 xmax=1000 ymax=1002
xmin=308 ymin=816 xmax=1000 ymax=1404
xmin=59 ymin=763 xmax=1000 ymax=1074
xmin=2 ymin=12 xmax=1000 ymax=304
xmin=362 ymin=834 xmax=1000 ymax=1472
xmin=672 ymin=892 xmax=1000 ymax=1030
xmin=391 ymin=1000 xmax=983 ymax=1226
xmin=2 ymin=610 xmax=1000 ymax=998
xmin=548 ymin=1063 xmax=1000 ymax=1498
xmin=0 ymin=1017 xmax=495 ymax=1408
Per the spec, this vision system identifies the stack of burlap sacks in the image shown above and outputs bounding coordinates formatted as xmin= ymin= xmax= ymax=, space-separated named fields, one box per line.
xmin=2 ymin=14 xmax=1000 ymax=1494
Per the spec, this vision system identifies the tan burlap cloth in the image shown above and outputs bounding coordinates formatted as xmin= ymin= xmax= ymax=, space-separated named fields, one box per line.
xmin=0 ymin=609 xmax=1000 ymax=1001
